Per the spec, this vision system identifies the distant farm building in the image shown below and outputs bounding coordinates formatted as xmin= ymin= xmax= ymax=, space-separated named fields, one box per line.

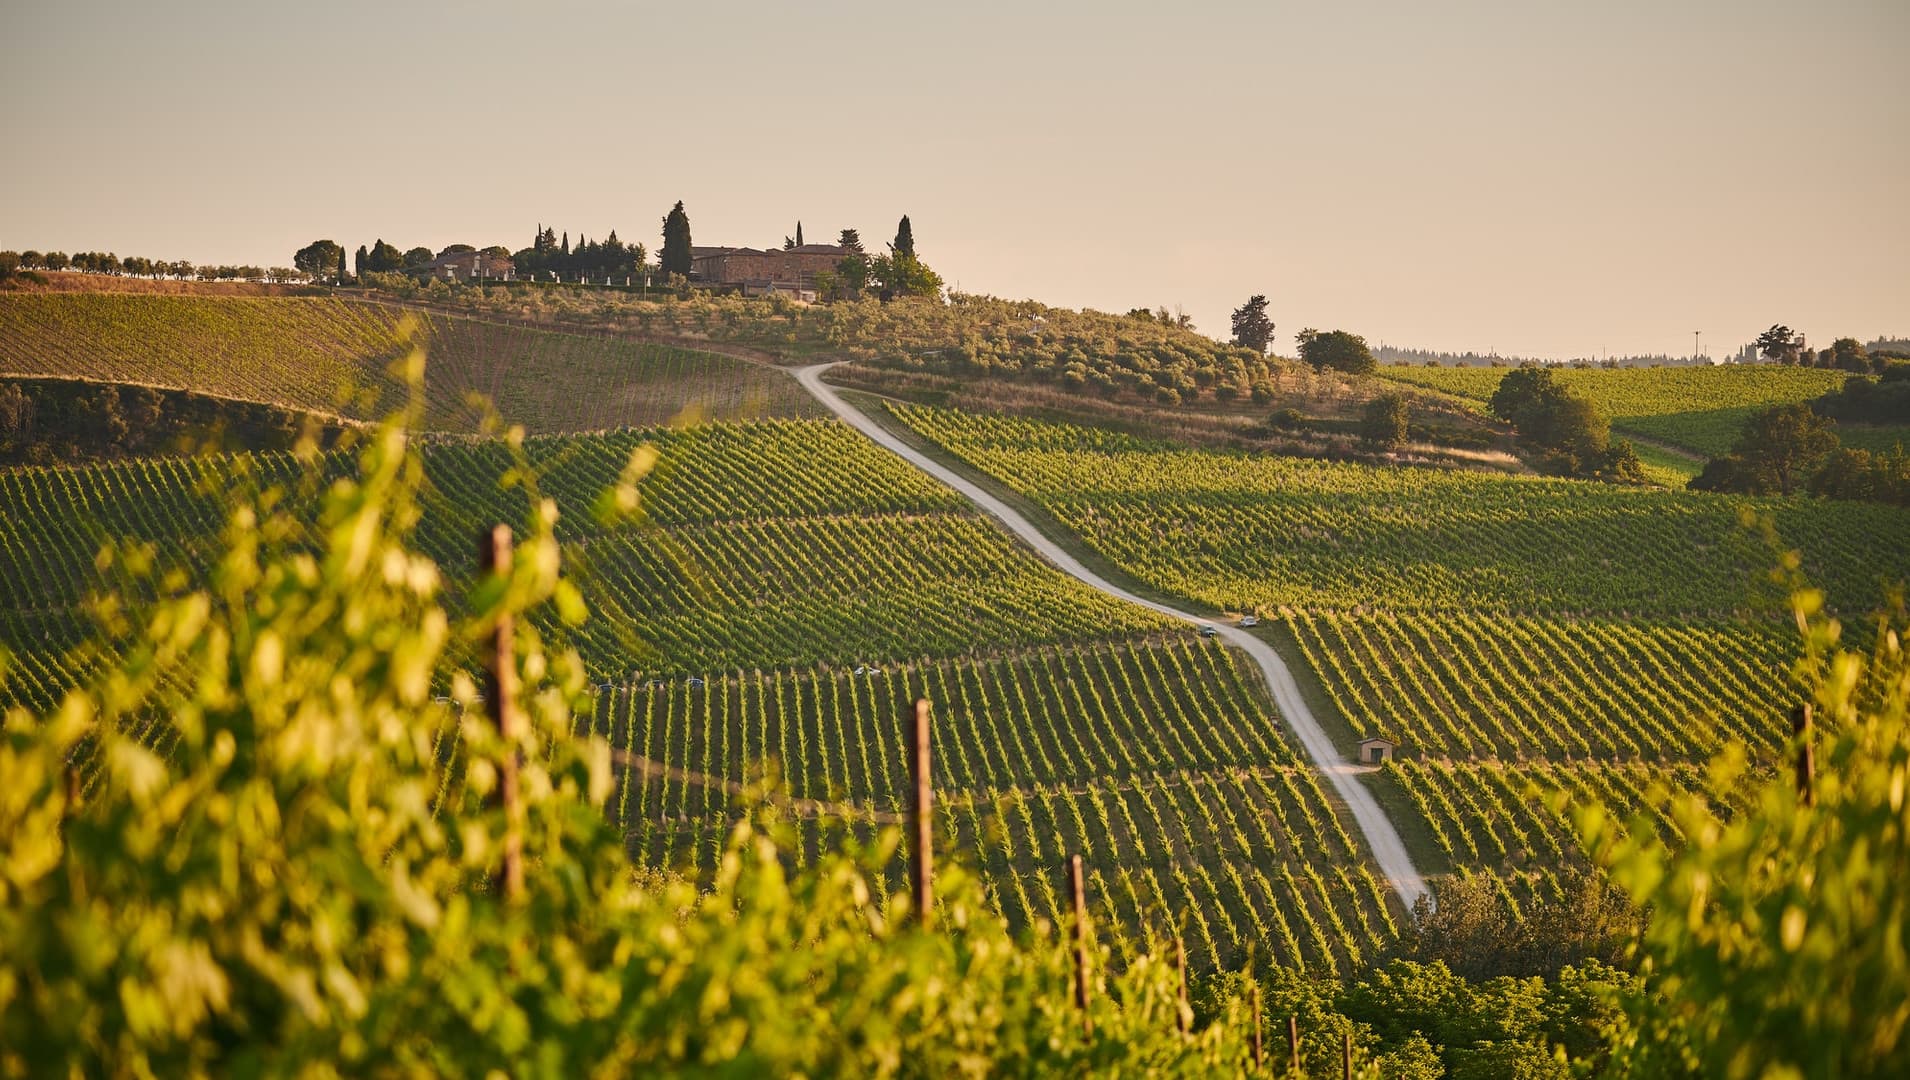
xmin=411 ymin=250 xmax=515 ymax=282
xmin=1358 ymin=737 xmax=1397 ymax=764
xmin=689 ymin=244 xmax=848 ymax=299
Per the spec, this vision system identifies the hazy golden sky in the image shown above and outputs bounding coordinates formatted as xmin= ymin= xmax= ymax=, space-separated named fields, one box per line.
xmin=4 ymin=1 xmax=1905 ymax=357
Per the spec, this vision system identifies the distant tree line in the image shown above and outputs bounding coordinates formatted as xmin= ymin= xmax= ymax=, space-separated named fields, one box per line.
xmin=1 ymin=249 xmax=302 ymax=283
xmin=513 ymin=226 xmax=647 ymax=281
xmin=1375 ymin=345 xmax=1678 ymax=369
xmin=1753 ymin=325 xmax=1901 ymax=374
xmin=0 ymin=377 xmax=342 ymax=466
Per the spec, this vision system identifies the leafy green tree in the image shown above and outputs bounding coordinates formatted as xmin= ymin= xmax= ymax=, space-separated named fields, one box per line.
xmin=402 ymin=246 xmax=433 ymax=268
xmin=367 ymin=240 xmax=404 ymax=272
xmin=1689 ymin=403 xmax=1839 ymax=496
xmin=1583 ymin=589 xmax=1910 ymax=1077
xmin=1827 ymin=336 xmax=1870 ymax=373
xmin=1809 ymin=446 xmax=1910 ymax=506
xmin=831 ymin=253 xmax=870 ymax=300
xmin=1360 ymin=393 xmax=1409 ymax=449
xmin=1488 ymin=365 xmax=1567 ymax=430
xmin=1486 ymin=365 xmax=1641 ymax=480
xmin=868 ymin=251 xmax=942 ymax=301
xmin=1756 ymin=324 xmax=1801 ymax=364
xmin=293 ymin=240 xmax=345 ymax=280
xmin=838 ymin=227 xmax=863 ymax=253
xmin=892 ymin=215 xmax=915 ymax=258
xmin=1296 ymin=328 xmax=1377 ymax=375
xmin=1229 ymin=295 xmax=1276 ymax=355
xmin=353 ymin=244 xmax=368 ymax=281
xmin=660 ymin=200 xmax=692 ymax=277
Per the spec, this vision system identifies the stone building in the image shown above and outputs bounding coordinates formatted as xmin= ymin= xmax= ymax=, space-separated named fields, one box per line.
xmin=689 ymin=244 xmax=850 ymax=292
xmin=410 ymin=250 xmax=515 ymax=282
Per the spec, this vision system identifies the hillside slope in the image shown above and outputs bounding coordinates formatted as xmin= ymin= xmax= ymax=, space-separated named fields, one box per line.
xmin=0 ymin=292 xmax=821 ymax=432
xmin=1377 ymin=363 xmax=1862 ymax=455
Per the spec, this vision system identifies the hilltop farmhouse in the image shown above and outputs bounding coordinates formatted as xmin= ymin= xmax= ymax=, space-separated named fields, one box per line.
xmin=689 ymin=243 xmax=849 ymax=299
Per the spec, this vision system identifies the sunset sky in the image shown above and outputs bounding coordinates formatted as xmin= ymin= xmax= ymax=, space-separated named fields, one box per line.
xmin=4 ymin=0 xmax=1905 ymax=358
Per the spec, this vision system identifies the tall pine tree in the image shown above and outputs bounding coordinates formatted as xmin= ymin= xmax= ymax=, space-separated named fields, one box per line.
xmin=838 ymin=228 xmax=863 ymax=253
xmin=892 ymin=215 xmax=914 ymax=258
xmin=660 ymin=201 xmax=693 ymax=277
xmin=795 ymin=221 xmax=804 ymax=247
xmin=1230 ymin=295 xmax=1276 ymax=355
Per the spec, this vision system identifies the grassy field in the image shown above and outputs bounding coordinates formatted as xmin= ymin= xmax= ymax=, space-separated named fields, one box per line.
xmin=887 ymin=404 xmax=1910 ymax=901
xmin=0 ymin=292 xmax=822 ymax=432
xmin=1376 ymin=363 xmax=1854 ymax=455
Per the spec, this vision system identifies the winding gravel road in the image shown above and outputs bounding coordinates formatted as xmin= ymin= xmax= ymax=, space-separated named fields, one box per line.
xmin=794 ymin=363 xmax=1431 ymax=912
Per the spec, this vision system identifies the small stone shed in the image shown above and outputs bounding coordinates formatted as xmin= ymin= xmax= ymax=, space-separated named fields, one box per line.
xmin=1358 ymin=737 xmax=1397 ymax=764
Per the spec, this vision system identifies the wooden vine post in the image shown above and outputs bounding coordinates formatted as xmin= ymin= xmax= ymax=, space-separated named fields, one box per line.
xmin=1343 ymin=1029 xmax=1353 ymax=1080
xmin=1070 ymin=853 xmax=1092 ymax=1035
xmin=1792 ymin=703 xmax=1816 ymax=808
xmin=910 ymin=699 xmax=934 ymax=927
xmin=1288 ymin=1015 xmax=1300 ymax=1074
xmin=1249 ymin=982 xmax=1263 ymax=1071
xmin=1173 ymin=934 xmax=1190 ymax=1036
xmin=64 ymin=764 xmax=81 ymax=818
xmin=481 ymin=525 xmax=523 ymax=902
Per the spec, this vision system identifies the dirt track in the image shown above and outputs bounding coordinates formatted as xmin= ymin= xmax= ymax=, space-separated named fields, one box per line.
xmin=793 ymin=361 xmax=1431 ymax=912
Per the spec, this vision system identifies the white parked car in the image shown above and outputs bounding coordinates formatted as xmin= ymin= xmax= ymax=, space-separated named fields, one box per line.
xmin=1240 ymin=615 xmax=1260 ymax=628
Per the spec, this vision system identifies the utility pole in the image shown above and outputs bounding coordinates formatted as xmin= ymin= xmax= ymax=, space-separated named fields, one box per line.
xmin=1694 ymin=329 xmax=1702 ymax=362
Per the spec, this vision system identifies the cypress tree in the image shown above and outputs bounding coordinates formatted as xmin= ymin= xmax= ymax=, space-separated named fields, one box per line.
xmin=795 ymin=221 xmax=804 ymax=247
xmin=660 ymin=200 xmax=693 ymax=277
xmin=892 ymin=215 xmax=914 ymax=258
xmin=354 ymin=245 xmax=368 ymax=281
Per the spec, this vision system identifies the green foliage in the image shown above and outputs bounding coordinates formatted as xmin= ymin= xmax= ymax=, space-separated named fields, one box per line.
xmin=1814 ymin=372 xmax=1910 ymax=427
xmin=659 ymin=200 xmax=692 ymax=277
xmin=0 ymin=376 xmax=344 ymax=465
xmin=868 ymin=250 xmax=943 ymax=301
xmin=1360 ymin=393 xmax=1409 ymax=449
xmin=1297 ymin=328 xmax=1377 ymax=375
xmin=892 ymin=214 xmax=915 ymax=259
xmin=0 ymin=386 xmax=1263 ymax=1075
xmin=1689 ymin=403 xmax=1840 ymax=497
xmin=1196 ymin=959 xmax=1638 ymax=1078
xmin=1757 ymin=325 xmax=1802 ymax=365
xmin=1827 ymin=336 xmax=1871 ymax=373
xmin=291 ymin=238 xmax=344 ymax=280
xmin=1230 ymin=295 xmax=1275 ymax=355
xmin=367 ymin=239 xmax=404 ymax=273
xmin=892 ymin=405 xmax=1910 ymax=617
xmin=1810 ymin=446 xmax=1910 ymax=506
xmin=1481 ymin=367 xmax=1643 ymax=481
xmin=1409 ymin=867 xmax=1641 ymax=981
xmin=1584 ymin=592 xmax=1910 ymax=1077
xmin=1382 ymin=363 xmax=1853 ymax=457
